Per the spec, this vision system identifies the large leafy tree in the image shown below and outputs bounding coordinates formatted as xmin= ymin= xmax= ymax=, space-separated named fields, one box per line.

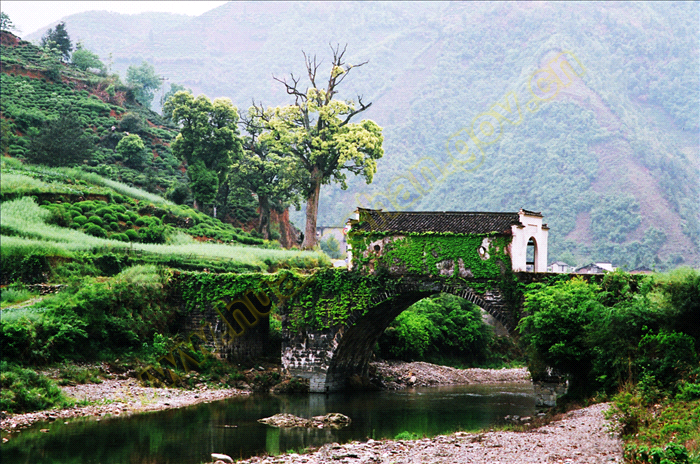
xmin=71 ymin=43 xmax=105 ymax=73
xmin=1 ymin=12 xmax=17 ymax=32
xmin=26 ymin=112 xmax=95 ymax=166
xmin=116 ymin=134 xmax=148 ymax=168
xmin=126 ymin=61 xmax=162 ymax=108
xmin=230 ymin=108 xmax=302 ymax=239
xmin=259 ymin=45 xmax=384 ymax=249
xmin=164 ymin=92 xmax=243 ymax=214
xmin=160 ymin=83 xmax=191 ymax=112
xmin=40 ymin=22 xmax=72 ymax=62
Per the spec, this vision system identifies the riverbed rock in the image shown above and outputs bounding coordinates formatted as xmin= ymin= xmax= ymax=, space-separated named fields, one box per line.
xmin=258 ymin=413 xmax=351 ymax=429
xmin=259 ymin=413 xmax=312 ymax=427
xmin=313 ymin=413 xmax=351 ymax=428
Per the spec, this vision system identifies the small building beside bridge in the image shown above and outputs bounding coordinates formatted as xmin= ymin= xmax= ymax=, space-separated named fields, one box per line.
xmin=347 ymin=208 xmax=549 ymax=274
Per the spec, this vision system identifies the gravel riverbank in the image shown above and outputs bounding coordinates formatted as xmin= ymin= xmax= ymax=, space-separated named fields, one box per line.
xmin=1 ymin=377 xmax=249 ymax=434
xmin=372 ymin=360 xmax=530 ymax=388
xmin=227 ymin=403 xmax=622 ymax=464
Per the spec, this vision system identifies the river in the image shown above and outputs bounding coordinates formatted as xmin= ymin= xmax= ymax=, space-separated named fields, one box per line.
xmin=2 ymin=382 xmax=535 ymax=463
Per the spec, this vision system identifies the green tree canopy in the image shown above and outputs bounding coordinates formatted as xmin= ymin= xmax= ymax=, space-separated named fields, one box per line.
xmin=26 ymin=112 xmax=95 ymax=166
xmin=115 ymin=134 xmax=148 ymax=168
xmin=40 ymin=22 xmax=72 ymax=62
xmin=126 ymin=61 xmax=161 ymax=108
xmin=320 ymin=235 xmax=343 ymax=259
xmin=160 ymin=83 xmax=191 ymax=111
xmin=258 ymin=45 xmax=384 ymax=249
xmin=164 ymin=91 xmax=243 ymax=212
xmin=230 ymin=108 xmax=303 ymax=239
xmin=71 ymin=43 xmax=105 ymax=72
xmin=1 ymin=12 xmax=17 ymax=32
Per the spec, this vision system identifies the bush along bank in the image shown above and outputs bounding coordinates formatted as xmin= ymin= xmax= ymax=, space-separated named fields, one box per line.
xmin=518 ymin=268 xmax=700 ymax=462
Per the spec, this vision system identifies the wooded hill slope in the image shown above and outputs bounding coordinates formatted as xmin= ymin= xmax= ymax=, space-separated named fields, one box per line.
xmin=24 ymin=2 xmax=700 ymax=269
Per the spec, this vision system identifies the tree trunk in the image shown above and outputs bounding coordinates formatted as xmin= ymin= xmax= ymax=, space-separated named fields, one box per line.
xmin=258 ymin=195 xmax=271 ymax=240
xmin=302 ymin=171 xmax=322 ymax=249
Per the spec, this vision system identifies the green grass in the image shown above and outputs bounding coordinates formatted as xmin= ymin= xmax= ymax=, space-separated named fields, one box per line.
xmin=0 ymin=361 xmax=74 ymax=414
xmin=0 ymin=286 xmax=39 ymax=307
xmin=57 ymin=365 xmax=104 ymax=386
xmin=67 ymin=168 xmax=174 ymax=205
xmin=1 ymin=158 xmax=172 ymax=205
xmin=1 ymin=197 xmax=328 ymax=269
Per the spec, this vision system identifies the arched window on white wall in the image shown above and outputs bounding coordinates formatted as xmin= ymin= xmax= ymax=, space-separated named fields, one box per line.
xmin=526 ymin=237 xmax=537 ymax=272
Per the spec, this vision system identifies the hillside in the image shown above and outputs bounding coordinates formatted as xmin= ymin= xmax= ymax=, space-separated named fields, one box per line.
xmin=16 ymin=2 xmax=700 ymax=269
xmin=0 ymin=30 xmax=293 ymax=240
xmin=0 ymin=30 xmax=327 ymax=274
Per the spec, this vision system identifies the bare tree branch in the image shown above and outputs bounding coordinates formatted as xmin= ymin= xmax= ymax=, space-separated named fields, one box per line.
xmin=303 ymin=51 xmax=321 ymax=91
xmin=340 ymin=95 xmax=372 ymax=126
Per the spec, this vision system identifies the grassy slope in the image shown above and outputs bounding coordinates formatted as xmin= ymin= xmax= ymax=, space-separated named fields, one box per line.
xmin=0 ymin=158 xmax=328 ymax=274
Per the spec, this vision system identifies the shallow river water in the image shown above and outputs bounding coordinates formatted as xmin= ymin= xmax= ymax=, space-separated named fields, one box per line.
xmin=3 ymin=382 xmax=535 ymax=463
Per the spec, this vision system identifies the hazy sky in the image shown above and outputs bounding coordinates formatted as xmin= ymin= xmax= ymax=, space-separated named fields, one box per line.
xmin=1 ymin=1 xmax=228 ymax=36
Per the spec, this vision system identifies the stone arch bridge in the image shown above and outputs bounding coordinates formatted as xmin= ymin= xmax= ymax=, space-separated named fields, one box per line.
xmin=280 ymin=271 xmax=552 ymax=393
xmin=172 ymin=208 xmax=559 ymax=393
xmin=279 ymin=207 xmax=553 ymax=392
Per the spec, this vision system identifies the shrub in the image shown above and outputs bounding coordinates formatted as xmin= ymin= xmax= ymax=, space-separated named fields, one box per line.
xmin=87 ymin=215 xmax=103 ymax=226
xmin=14 ymin=253 xmax=51 ymax=284
xmin=25 ymin=111 xmax=95 ymax=166
xmin=0 ymin=361 xmax=73 ymax=413
xmin=134 ymin=217 xmax=146 ymax=227
xmin=637 ymin=331 xmax=697 ymax=394
xmin=117 ymin=112 xmax=144 ymax=133
xmin=518 ymin=278 xmax=603 ymax=394
xmin=75 ymin=201 xmax=95 ymax=212
xmin=109 ymin=221 xmax=119 ymax=231
xmin=138 ymin=223 xmax=166 ymax=244
xmin=125 ymin=229 xmax=139 ymax=241
xmin=116 ymin=213 xmax=129 ymax=222
xmin=92 ymin=253 xmax=123 ymax=276
xmin=111 ymin=233 xmax=129 ymax=242
xmin=73 ymin=215 xmax=88 ymax=226
xmin=85 ymin=223 xmax=106 ymax=238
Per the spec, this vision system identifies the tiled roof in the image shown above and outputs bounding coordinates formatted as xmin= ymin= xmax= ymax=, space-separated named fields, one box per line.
xmin=352 ymin=208 xmax=521 ymax=234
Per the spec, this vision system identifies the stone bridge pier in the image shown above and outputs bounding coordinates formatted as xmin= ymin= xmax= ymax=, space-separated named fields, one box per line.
xmin=281 ymin=278 xmax=516 ymax=393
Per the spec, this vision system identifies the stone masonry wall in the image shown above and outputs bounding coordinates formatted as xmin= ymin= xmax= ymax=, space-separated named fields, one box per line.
xmin=176 ymin=301 xmax=271 ymax=364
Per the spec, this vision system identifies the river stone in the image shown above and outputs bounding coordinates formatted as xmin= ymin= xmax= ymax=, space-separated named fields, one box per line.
xmin=258 ymin=413 xmax=351 ymax=428
xmin=211 ymin=453 xmax=233 ymax=463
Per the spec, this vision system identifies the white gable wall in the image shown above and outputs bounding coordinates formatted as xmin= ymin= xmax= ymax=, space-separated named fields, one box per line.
xmin=510 ymin=209 xmax=549 ymax=272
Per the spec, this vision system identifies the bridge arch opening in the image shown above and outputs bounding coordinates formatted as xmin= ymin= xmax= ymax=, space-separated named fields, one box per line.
xmin=375 ymin=293 xmax=509 ymax=363
xmin=315 ymin=284 xmax=516 ymax=392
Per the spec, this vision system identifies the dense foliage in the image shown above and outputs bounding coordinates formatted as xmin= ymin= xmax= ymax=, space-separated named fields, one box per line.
xmin=519 ymin=269 xmax=699 ymax=397
xmin=377 ymin=294 xmax=503 ymax=366
xmin=519 ymin=269 xmax=700 ymax=461
xmin=26 ymin=111 xmax=96 ymax=166
xmin=0 ymin=361 xmax=73 ymax=413
xmin=1 ymin=266 xmax=173 ymax=364
xmin=40 ymin=21 xmax=72 ymax=62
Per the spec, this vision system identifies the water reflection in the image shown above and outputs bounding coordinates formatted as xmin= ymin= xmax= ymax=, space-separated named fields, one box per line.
xmin=2 ymin=382 xmax=534 ymax=464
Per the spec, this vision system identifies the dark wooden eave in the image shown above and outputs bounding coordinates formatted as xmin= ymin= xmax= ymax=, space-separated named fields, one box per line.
xmin=351 ymin=208 xmax=521 ymax=235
